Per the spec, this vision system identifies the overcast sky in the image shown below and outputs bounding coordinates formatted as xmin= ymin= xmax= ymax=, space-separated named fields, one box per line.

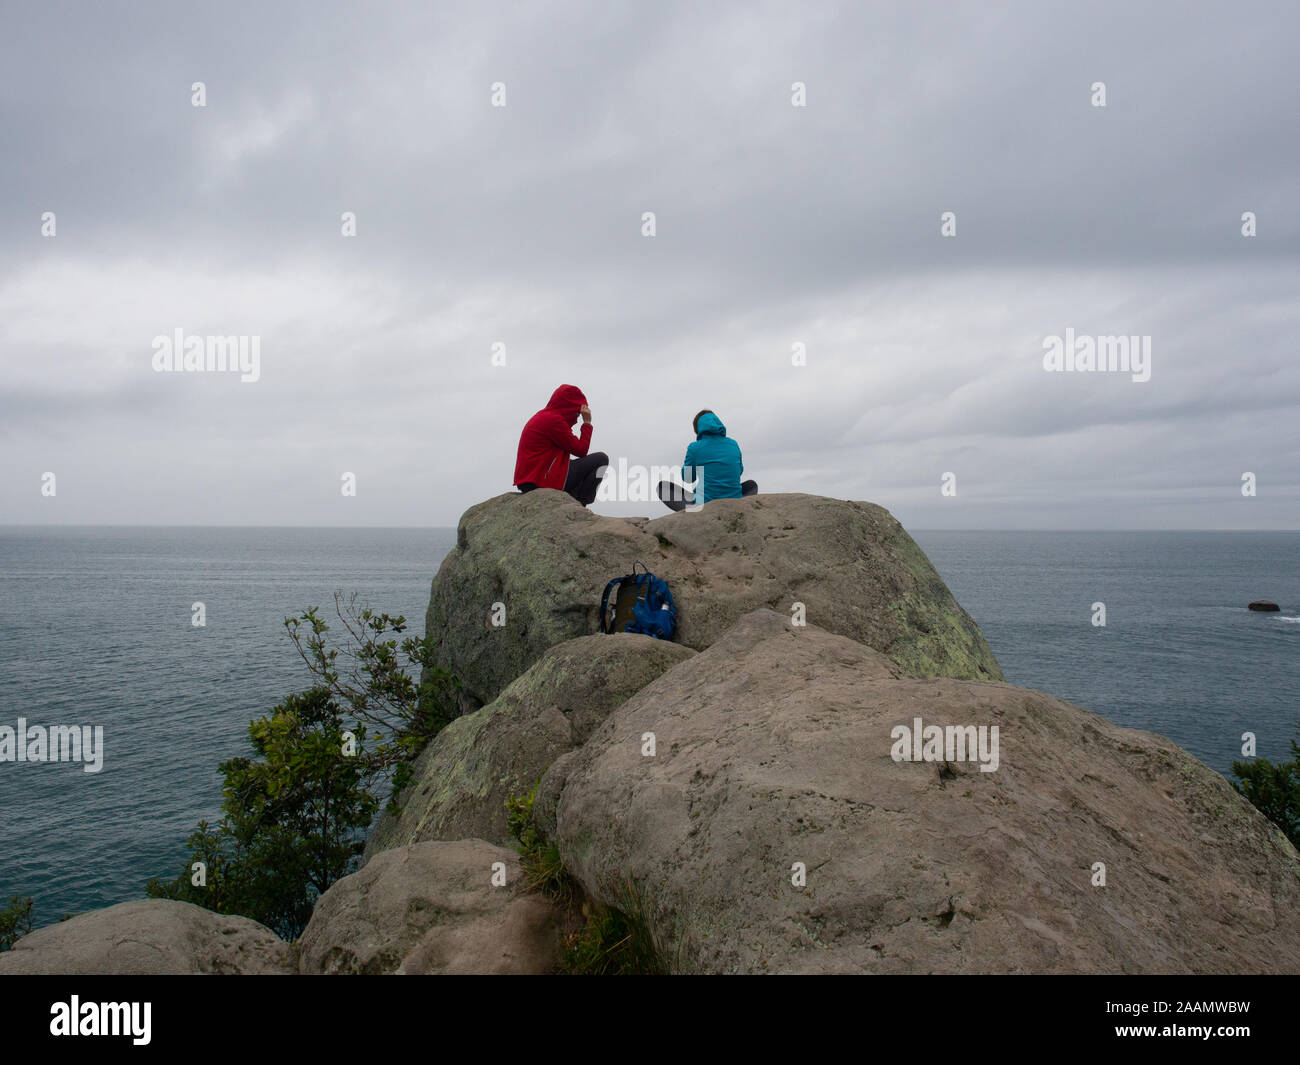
xmin=1 ymin=0 xmax=1297 ymax=529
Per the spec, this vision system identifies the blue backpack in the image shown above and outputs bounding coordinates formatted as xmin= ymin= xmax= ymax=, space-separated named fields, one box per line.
xmin=599 ymin=563 xmax=677 ymax=641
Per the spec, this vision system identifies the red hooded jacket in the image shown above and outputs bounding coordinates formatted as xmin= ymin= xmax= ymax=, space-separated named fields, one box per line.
xmin=513 ymin=384 xmax=592 ymax=490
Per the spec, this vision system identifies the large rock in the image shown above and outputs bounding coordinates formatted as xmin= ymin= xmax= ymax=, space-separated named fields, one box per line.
xmin=425 ymin=490 xmax=1002 ymax=713
xmin=0 ymin=900 xmax=291 ymax=975
xmin=540 ymin=610 xmax=1300 ymax=974
xmin=297 ymin=840 xmax=570 ymax=974
xmin=365 ymin=632 xmax=695 ymax=859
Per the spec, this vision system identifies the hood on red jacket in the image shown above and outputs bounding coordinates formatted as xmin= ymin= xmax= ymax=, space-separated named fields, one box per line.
xmin=513 ymin=384 xmax=592 ymax=490
xmin=546 ymin=384 xmax=586 ymax=422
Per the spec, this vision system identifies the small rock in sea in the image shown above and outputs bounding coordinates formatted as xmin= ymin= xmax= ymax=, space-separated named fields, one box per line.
xmin=1248 ymin=601 xmax=1281 ymax=612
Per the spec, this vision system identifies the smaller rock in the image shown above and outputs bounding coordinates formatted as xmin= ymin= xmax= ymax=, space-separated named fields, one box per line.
xmin=0 ymin=900 xmax=291 ymax=975
xmin=1248 ymin=601 xmax=1281 ymax=612
xmin=297 ymin=840 xmax=570 ymax=974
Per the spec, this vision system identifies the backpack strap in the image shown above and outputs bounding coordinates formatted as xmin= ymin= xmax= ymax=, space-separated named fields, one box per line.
xmin=599 ymin=576 xmax=623 ymax=634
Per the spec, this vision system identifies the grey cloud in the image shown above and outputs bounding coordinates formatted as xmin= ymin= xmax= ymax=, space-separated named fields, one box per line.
xmin=1 ymin=0 xmax=1297 ymax=528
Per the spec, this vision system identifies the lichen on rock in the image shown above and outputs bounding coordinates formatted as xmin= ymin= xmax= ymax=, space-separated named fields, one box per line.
xmin=422 ymin=490 xmax=1004 ymax=717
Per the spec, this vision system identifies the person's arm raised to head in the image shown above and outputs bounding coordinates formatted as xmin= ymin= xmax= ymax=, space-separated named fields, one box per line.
xmin=541 ymin=409 xmax=592 ymax=457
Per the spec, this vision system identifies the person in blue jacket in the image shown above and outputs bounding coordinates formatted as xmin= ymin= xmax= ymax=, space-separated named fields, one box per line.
xmin=657 ymin=410 xmax=758 ymax=512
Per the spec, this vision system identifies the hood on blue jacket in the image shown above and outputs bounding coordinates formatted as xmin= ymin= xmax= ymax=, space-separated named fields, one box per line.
xmin=695 ymin=412 xmax=726 ymax=439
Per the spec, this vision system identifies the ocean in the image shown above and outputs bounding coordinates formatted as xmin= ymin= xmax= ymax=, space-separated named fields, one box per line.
xmin=1 ymin=526 xmax=1297 ymax=930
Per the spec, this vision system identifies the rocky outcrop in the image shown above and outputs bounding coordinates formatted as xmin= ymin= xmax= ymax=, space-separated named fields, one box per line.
xmin=0 ymin=900 xmax=291 ymax=975
xmin=1248 ymin=601 xmax=1280 ymax=611
xmin=18 ymin=492 xmax=1296 ymax=976
xmin=425 ymin=490 xmax=1003 ymax=714
xmin=297 ymin=840 xmax=570 ymax=974
xmin=365 ymin=632 xmax=695 ymax=857
xmin=538 ymin=610 xmax=1300 ymax=974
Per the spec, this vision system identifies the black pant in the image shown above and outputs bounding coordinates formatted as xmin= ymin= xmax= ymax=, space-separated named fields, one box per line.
xmin=657 ymin=479 xmax=757 ymax=512
xmin=519 ymin=452 xmax=608 ymax=507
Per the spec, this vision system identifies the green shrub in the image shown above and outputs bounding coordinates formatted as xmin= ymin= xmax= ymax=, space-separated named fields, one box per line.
xmin=146 ymin=686 xmax=377 ymax=938
xmin=0 ymin=896 xmax=33 ymax=951
xmin=148 ymin=594 xmax=460 ymax=938
xmin=1232 ymin=723 xmax=1300 ymax=849
xmin=284 ymin=594 xmax=459 ymax=812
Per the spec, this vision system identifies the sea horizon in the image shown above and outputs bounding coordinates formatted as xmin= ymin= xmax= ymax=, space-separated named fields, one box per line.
xmin=6 ymin=523 xmax=1300 ymax=532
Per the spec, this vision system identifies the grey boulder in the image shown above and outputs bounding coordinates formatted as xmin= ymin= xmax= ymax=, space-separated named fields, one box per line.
xmin=0 ymin=899 xmax=291 ymax=975
xmin=297 ymin=839 xmax=569 ymax=974
xmin=424 ymin=490 xmax=1003 ymax=714
xmin=541 ymin=610 xmax=1300 ymax=974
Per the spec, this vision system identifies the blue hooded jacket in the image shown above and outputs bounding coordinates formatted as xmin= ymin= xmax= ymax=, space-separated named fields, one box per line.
xmin=682 ymin=412 xmax=743 ymax=504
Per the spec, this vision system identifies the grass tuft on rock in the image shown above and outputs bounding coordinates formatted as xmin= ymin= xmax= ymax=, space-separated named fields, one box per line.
xmin=559 ymin=900 xmax=662 ymax=975
xmin=505 ymin=787 xmax=575 ymax=902
xmin=505 ymin=787 xmax=663 ymax=974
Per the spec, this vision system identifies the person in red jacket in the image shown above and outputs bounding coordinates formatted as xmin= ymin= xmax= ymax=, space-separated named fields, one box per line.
xmin=513 ymin=384 xmax=608 ymax=506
